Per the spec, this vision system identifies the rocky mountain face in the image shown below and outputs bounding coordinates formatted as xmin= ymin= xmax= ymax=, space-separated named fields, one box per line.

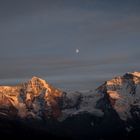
xmin=0 ymin=72 xmax=140 ymax=139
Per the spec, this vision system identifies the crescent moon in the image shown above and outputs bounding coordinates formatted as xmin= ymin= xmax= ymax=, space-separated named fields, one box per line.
xmin=76 ymin=49 xmax=80 ymax=54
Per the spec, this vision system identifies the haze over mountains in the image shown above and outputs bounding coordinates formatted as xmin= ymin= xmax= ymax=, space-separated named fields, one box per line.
xmin=0 ymin=72 xmax=140 ymax=139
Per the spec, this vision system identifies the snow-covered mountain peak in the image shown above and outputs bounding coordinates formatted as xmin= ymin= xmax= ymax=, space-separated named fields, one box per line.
xmin=97 ymin=71 xmax=140 ymax=120
xmin=0 ymin=77 xmax=63 ymax=119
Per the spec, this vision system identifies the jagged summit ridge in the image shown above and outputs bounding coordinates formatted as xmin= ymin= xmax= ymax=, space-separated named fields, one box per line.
xmin=29 ymin=76 xmax=46 ymax=85
xmin=23 ymin=76 xmax=62 ymax=96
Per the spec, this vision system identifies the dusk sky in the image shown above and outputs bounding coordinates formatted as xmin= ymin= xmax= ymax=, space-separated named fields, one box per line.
xmin=0 ymin=0 xmax=140 ymax=90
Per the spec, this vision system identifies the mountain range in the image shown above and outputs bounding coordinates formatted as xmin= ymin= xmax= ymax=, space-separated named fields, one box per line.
xmin=0 ymin=72 xmax=140 ymax=139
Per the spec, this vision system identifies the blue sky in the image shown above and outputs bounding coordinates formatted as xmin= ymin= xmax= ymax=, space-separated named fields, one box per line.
xmin=0 ymin=0 xmax=140 ymax=90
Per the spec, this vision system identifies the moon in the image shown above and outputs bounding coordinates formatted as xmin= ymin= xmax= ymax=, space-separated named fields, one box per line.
xmin=76 ymin=48 xmax=80 ymax=54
